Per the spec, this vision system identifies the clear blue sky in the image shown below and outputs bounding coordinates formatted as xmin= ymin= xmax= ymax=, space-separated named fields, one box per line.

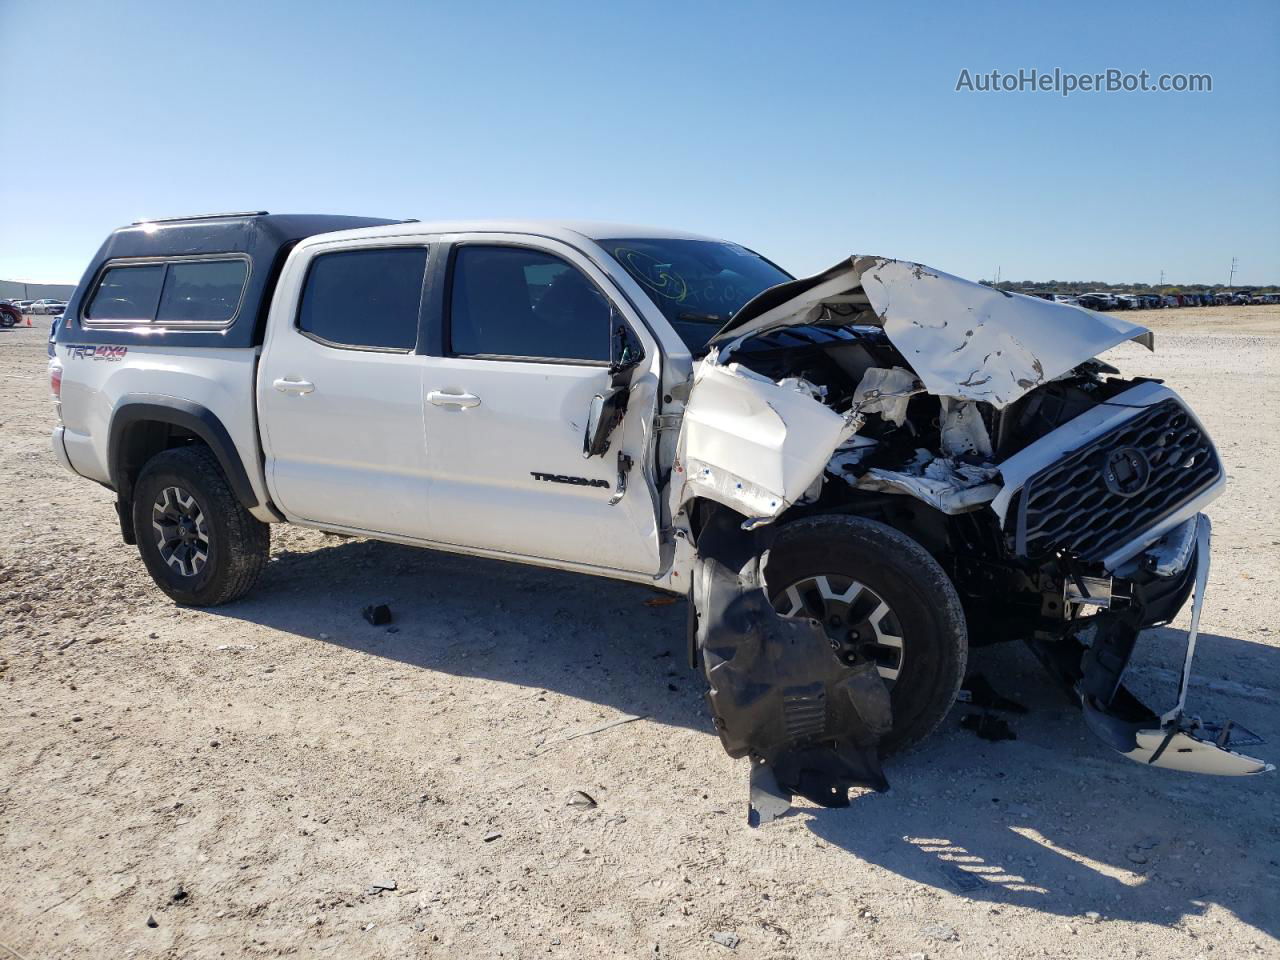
xmin=2 ymin=0 xmax=1277 ymax=286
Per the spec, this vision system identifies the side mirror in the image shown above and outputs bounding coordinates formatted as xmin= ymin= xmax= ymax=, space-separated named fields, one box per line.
xmin=583 ymin=386 xmax=628 ymax=458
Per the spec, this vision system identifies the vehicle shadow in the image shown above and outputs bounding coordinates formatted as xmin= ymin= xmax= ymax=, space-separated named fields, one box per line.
xmin=209 ymin=535 xmax=1279 ymax=939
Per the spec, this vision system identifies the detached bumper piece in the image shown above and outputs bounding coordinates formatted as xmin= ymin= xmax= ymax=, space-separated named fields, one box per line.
xmin=691 ymin=509 xmax=892 ymax=826
xmin=1080 ymin=516 xmax=1273 ymax=776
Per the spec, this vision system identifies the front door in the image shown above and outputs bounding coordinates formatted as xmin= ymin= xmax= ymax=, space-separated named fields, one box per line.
xmin=421 ymin=239 xmax=662 ymax=574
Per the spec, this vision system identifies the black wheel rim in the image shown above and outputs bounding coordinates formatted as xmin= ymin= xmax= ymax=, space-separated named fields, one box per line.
xmin=151 ymin=485 xmax=210 ymax=577
xmin=772 ymin=574 xmax=905 ymax=684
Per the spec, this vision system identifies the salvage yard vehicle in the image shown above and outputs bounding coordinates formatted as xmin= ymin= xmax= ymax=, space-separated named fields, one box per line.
xmin=0 ymin=300 xmax=21 ymax=328
xmin=50 ymin=213 xmax=1272 ymax=817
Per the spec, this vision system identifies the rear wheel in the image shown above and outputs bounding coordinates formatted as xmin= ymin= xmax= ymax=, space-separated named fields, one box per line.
xmin=764 ymin=515 xmax=967 ymax=753
xmin=132 ymin=446 xmax=269 ymax=606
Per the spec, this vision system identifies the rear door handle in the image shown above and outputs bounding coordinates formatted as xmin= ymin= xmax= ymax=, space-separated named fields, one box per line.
xmin=428 ymin=390 xmax=481 ymax=409
xmin=273 ymin=378 xmax=315 ymax=395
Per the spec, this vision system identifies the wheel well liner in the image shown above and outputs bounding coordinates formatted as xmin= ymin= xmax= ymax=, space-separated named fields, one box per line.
xmin=108 ymin=397 xmax=260 ymax=513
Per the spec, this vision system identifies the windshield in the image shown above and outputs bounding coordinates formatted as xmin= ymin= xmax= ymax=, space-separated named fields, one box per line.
xmin=600 ymin=237 xmax=791 ymax=353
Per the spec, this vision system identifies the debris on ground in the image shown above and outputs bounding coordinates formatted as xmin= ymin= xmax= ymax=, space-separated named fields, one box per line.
xmin=362 ymin=604 xmax=393 ymax=626
xmin=368 ymin=881 xmax=397 ymax=894
xmin=169 ymin=883 xmax=188 ymax=903
xmin=960 ymin=713 xmax=1017 ymax=742
xmin=482 ymin=832 xmax=502 ymax=843
xmin=709 ymin=931 xmax=740 ymax=949
xmin=565 ymin=790 xmax=597 ymax=810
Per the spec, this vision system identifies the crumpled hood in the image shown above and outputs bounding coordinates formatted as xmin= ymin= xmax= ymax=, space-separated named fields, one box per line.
xmin=711 ymin=256 xmax=1154 ymax=408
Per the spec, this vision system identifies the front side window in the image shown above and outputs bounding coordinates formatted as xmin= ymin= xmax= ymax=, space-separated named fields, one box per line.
xmin=297 ymin=247 xmax=428 ymax=351
xmin=84 ymin=264 xmax=165 ymax=323
xmin=601 ymin=237 xmax=792 ymax=354
xmin=449 ymin=246 xmax=610 ymax=362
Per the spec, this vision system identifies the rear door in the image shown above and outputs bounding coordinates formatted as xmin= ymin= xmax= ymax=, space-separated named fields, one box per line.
xmin=420 ymin=236 xmax=663 ymax=574
xmin=258 ymin=239 xmax=434 ymax=537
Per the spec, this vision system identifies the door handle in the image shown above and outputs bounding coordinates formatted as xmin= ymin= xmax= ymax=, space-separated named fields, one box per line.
xmin=273 ymin=378 xmax=315 ymax=395
xmin=428 ymin=390 xmax=481 ymax=409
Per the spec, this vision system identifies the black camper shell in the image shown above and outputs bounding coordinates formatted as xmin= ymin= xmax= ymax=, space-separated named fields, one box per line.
xmin=58 ymin=212 xmax=401 ymax=350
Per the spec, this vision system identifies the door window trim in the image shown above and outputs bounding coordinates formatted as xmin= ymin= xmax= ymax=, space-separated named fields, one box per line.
xmin=293 ymin=244 xmax=431 ymax=354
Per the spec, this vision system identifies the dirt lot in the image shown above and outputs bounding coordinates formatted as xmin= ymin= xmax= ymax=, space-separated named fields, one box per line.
xmin=2 ymin=307 xmax=1277 ymax=959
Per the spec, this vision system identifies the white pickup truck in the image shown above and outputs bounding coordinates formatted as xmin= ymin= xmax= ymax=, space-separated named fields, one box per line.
xmin=50 ymin=212 xmax=1270 ymax=813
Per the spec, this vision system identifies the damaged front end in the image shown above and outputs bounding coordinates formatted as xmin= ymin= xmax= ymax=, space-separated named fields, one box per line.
xmin=676 ymin=256 xmax=1271 ymax=811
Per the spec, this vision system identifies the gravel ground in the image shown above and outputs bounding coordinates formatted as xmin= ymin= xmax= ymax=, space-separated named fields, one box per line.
xmin=1 ymin=307 xmax=1277 ymax=959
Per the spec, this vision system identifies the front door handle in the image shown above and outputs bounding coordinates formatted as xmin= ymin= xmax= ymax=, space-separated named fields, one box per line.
xmin=273 ymin=377 xmax=315 ymax=395
xmin=428 ymin=390 xmax=481 ymax=409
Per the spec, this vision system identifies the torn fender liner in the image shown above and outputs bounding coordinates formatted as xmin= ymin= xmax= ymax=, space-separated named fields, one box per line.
xmin=711 ymin=256 xmax=1154 ymax=409
xmin=691 ymin=507 xmax=891 ymax=822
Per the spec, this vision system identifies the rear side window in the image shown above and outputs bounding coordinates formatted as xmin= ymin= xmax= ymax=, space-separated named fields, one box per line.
xmin=84 ymin=257 xmax=249 ymax=327
xmin=84 ymin=264 xmax=165 ymax=322
xmin=298 ymin=247 xmax=427 ymax=351
xmin=449 ymin=246 xmax=610 ymax=362
xmin=157 ymin=260 xmax=248 ymax=324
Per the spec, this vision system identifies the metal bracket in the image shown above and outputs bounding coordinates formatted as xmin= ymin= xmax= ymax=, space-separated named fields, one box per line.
xmin=608 ymin=451 xmax=633 ymax=506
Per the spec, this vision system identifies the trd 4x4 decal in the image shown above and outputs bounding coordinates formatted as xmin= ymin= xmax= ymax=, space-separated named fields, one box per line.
xmin=65 ymin=344 xmax=128 ymax=361
xmin=530 ymin=471 xmax=610 ymax=489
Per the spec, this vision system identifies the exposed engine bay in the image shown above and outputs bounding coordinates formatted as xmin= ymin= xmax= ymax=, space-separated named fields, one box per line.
xmin=673 ymin=256 xmax=1272 ymax=821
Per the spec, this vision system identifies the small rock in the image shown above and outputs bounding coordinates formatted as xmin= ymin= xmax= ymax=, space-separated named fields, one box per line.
xmin=566 ymin=790 xmax=597 ymax=810
xmin=209 ymin=740 xmax=221 ymax=748
xmin=709 ymin=931 xmax=740 ymax=949
xmin=1126 ymin=849 xmax=1149 ymax=864
xmin=1084 ymin=911 xmax=1100 ymax=921
xmin=170 ymin=883 xmax=188 ymax=903
xmin=149 ymin=632 xmax=160 ymax=639
xmin=482 ymin=831 xmax=502 ymax=842
xmin=921 ymin=924 xmax=958 ymax=942
xmin=362 ymin=604 xmax=392 ymax=626
xmin=71 ymin=715 xmax=83 ymax=722
xmin=145 ymin=915 xmax=158 ymax=928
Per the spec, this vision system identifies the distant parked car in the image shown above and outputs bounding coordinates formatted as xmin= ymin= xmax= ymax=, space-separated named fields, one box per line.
xmin=1114 ymin=295 xmax=1142 ymax=310
xmin=0 ymin=301 xmax=21 ymax=328
xmin=1050 ymin=294 xmax=1081 ymax=306
xmin=1076 ymin=292 xmax=1116 ymax=310
xmin=28 ymin=299 xmax=68 ymax=315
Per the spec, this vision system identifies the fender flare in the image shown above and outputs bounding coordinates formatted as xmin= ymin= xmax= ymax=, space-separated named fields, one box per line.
xmin=107 ymin=396 xmax=261 ymax=511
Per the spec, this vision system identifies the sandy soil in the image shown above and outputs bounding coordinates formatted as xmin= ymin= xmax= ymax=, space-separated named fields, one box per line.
xmin=2 ymin=306 xmax=1277 ymax=959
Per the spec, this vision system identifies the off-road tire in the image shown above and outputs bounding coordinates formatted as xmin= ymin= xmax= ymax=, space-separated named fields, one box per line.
xmin=132 ymin=445 xmax=269 ymax=606
xmin=764 ymin=514 xmax=968 ymax=754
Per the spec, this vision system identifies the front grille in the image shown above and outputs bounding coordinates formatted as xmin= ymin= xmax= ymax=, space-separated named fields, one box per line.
xmin=1012 ymin=399 xmax=1220 ymax=562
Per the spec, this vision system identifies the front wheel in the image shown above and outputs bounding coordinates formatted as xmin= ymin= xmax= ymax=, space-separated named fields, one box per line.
xmin=764 ymin=515 xmax=968 ymax=754
xmin=132 ymin=446 xmax=270 ymax=606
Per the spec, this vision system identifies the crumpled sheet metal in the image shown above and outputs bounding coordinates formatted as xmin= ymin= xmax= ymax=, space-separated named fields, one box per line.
xmin=677 ymin=359 xmax=854 ymax=519
xmin=713 ymin=256 xmax=1154 ymax=409
xmin=692 ymin=510 xmax=892 ymax=821
xmin=851 ymin=366 xmax=917 ymax=426
xmin=849 ymin=449 xmax=1001 ymax=515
